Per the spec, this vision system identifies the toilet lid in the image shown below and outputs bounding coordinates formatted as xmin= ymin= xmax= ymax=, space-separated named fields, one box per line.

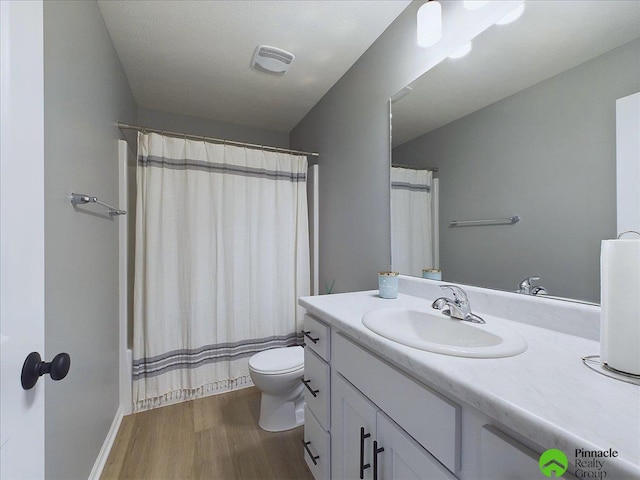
xmin=249 ymin=346 xmax=304 ymax=375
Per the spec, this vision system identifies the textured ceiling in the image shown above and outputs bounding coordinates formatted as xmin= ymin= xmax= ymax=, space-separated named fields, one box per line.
xmin=98 ymin=0 xmax=411 ymax=133
xmin=392 ymin=0 xmax=640 ymax=146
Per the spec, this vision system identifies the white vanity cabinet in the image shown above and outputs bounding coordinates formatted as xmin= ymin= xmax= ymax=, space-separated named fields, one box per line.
xmin=302 ymin=311 xmax=564 ymax=480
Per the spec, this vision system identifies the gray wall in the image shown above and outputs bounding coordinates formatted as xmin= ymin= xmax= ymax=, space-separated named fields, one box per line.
xmin=393 ymin=39 xmax=640 ymax=303
xmin=44 ymin=1 xmax=136 ymax=478
xmin=137 ymin=107 xmax=289 ymax=148
xmin=290 ymin=1 xmax=511 ymax=293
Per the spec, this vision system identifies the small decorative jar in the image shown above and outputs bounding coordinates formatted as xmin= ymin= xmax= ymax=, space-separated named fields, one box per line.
xmin=378 ymin=272 xmax=399 ymax=299
xmin=422 ymin=268 xmax=442 ymax=281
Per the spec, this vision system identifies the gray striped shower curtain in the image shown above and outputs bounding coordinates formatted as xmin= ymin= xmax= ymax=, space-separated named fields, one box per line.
xmin=133 ymin=132 xmax=310 ymax=411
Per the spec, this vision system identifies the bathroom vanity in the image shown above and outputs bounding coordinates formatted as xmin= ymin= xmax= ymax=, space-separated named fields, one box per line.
xmin=299 ymin=277 xmax=640 ymax=480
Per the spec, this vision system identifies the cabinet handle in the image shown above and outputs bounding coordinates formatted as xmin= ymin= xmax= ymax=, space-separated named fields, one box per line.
xmin=302 ymin=439 xmax=320 ymax=465
xmin=302 ymin=330 xmax=319 ymax=344
xmin=301 ymin=378 xmax=319 ymax=397
xmin=373 ymin=440 xmax=384 ymax=480
xmin=359 ymin=427 xmax=371 ymax=479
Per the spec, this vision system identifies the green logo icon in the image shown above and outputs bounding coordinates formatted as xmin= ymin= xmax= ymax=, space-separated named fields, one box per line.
xmin=539 ymin=449 xmax=568 ymax=477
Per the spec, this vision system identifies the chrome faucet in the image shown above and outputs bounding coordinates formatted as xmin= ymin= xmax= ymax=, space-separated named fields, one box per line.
xmin=517 ymin=276 xmax=548 ymax=296
xmin=431 ymin=285 xmax=485 ymax=324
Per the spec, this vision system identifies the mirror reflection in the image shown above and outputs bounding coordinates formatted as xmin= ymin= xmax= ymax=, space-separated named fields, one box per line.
xmin=390 ymin=1 xmax=640 ymax=303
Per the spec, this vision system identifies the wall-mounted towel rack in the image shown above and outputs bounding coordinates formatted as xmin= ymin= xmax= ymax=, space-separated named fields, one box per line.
xmin=449 ymin=215 xmax=519 ymax=227
xmin=70 ymin=193 xmax=126 ymax=216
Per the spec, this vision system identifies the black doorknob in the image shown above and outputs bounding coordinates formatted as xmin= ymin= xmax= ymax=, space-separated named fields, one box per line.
xmin=21 ymin=352 xmax=71 ymax=390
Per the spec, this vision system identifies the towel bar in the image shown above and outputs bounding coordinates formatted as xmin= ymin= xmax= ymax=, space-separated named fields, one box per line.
xmin=70 ymin=193 xmax=126 ymax=216
xmin=450 ymin=216 xmax=519 ymax=227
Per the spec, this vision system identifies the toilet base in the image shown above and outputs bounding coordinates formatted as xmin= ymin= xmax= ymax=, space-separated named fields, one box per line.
xmin=258 ymin=393 xmax=305 ymax=432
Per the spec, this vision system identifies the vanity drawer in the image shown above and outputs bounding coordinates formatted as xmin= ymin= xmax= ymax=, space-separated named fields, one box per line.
xmin=334 ymin=333 xmax=460 ymax=474
xmin=303 ymin=348 xmax=330 ymax=430
xmin=304 ymin=405 xmax=330 ymax=480
xmin=303 ymin=314 xmax=330 ymax=361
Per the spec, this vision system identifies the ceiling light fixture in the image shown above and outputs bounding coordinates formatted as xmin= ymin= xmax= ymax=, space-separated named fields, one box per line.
xmin=496 ymin=3 xmax=526 ymax=25
xmin=251 ymin=45 xmax=295 ymax=76
xmin=463 ymin=1 xmax=489 ymax=10
xmin=449 ymin=41 xmax=472 ymax=59
xmin=417 ymin=1 xmax=442 ymax=47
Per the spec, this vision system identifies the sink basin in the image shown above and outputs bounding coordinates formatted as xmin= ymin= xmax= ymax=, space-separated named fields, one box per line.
xmin=362 ymin=308 xmax=527 ymax=358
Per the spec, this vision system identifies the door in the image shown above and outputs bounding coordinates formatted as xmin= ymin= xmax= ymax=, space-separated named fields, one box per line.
xmin=375 ymin=412 xmax=455 ymax=480
xmin=0 ymin=1 xmax=46 ymax=478
xmin=332 ymin=374 xmax=378 ymax=480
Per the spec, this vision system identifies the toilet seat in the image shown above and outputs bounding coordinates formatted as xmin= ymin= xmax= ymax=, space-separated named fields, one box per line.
xmin=249 ymin=346 xmax=304 ymax=375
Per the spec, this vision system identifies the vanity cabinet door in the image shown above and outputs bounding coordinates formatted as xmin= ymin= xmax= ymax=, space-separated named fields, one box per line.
xmin=331 ymin=374 xmax=378 ymax=480
xmin=376 ymin=412 xmax=456 ymax=480
xmin=477 ymin=425 xmax=577 ymax=480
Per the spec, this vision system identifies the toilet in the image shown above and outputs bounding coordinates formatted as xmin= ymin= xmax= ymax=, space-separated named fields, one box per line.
xmin=248 ymin=346 xmax=305 ymax=432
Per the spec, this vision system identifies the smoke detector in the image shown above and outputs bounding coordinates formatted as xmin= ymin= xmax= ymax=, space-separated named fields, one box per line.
xmin=251 ymin=45 xmax=295 ymax=76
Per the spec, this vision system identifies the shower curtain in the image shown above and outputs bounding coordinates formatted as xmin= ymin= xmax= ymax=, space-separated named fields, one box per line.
xmin=391 ymin=167 xmax=435 ymax=277
xmin=133 ymin=132 xmax=310 ymax=410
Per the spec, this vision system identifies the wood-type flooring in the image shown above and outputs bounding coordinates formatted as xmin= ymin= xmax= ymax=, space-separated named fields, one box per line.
xmin=101 ymin=387 xmax=313 ymax=480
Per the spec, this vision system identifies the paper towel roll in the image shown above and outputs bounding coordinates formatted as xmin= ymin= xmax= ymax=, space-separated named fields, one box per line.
xmin=600 ymin=239 xmax=640 ymax=375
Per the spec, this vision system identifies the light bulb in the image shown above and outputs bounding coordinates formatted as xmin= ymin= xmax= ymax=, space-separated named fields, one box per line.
xmin=449 ymin=41 xmax=472 ymax=59
xmin=496 ymin=3 xmax=525 ymax=25
xmin=417 ymin=1 xmax=442 ymax=47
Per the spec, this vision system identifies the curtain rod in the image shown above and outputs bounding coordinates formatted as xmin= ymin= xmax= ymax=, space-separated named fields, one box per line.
xmin=117 ymin=122 xmax=319 ymax=158
xmin=392 ymin=163 xmax=438 ymax=172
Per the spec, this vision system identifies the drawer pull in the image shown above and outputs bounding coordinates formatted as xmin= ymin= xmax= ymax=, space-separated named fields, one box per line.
xmin=301 ymin=378 xmax=319 ymax=397
xmin=302 ymin=330 xmax=319 ymax=344
xmin=360 ymin=427 xmax=371 ymax=479
xmin=302 ymin=439 xmax=320 ymax=465
xmin=373 ymin=440 xmax=384 ymax=480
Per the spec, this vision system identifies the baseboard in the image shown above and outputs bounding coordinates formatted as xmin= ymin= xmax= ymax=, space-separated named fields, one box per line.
xmin=88 ymin=407 xmax=124 ymax=480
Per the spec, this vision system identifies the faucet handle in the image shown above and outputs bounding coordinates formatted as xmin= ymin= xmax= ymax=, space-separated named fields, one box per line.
xmin=519 ymin=276 xmax=540 ymax=288
xmin=439 ymin=285 xmax=468 ymax=304
xmin=518 ymin=276 xmax=540 ymax=294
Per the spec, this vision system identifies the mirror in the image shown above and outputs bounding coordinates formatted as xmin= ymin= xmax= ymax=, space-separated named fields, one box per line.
xmin=390 ymin=1 xmax=640 ymax=304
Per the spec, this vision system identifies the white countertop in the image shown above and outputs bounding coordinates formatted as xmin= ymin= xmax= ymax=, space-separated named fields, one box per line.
xmin=299 ymin=290 xmax=640 ymax=479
